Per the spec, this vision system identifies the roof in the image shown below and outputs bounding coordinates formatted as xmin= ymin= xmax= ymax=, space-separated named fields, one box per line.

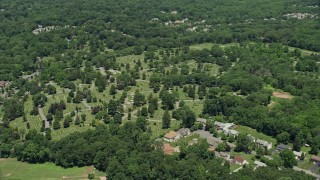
xmin=197 ymin=118 xmax=207 ymax=124
xmin=277 ymin=143 xmax=290 ymax=150
xmin=311 ymin=155 xmax=320 ymax=162
xmin=233 ymin=156 xmax=245 ymax=163
xmin=256 ymin=139 xmax=271 ymax=146
xmin=178 ymin=128 xmax=190 ymax=136
xmin=0 ymin=81 xmax=6 ymax=87
xmin=164 ymin=131 xmax=178 ymax=139
xmin=163 ymin=144 xmax=175 ymax=155
xmin=214 ymin=121 xmax=224 ymax=127
xmin=293 ymin=151 xmax=302 ymax=157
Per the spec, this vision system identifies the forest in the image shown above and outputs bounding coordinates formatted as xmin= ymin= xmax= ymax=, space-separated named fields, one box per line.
xmin=0 ymin=0 xmax=320 ymax=179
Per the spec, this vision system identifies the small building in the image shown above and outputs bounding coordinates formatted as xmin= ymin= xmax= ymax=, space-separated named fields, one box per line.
xmin=256 ymin=139 xmax=272 ymax=150
xmin=233 ymin=156 xmax=248 ymax=166
xmin=177 ymin=128 xmax=191 ymax=137
xmin=197 ymin=118 xmax=207 ymax=125
xmin=164 ymin=131 xmax=180 ymax=142
xmin=215 ymin=151 xmax=230 ymax=161
xmin=311 ymin=155 xmax=320 ymax=164
xmin=0 ymin=81 xmax=6 ymax=88
xmin=254 ymin=160 xmax=267 ymax=170
xmin=277 ymin=143 xmax=291 ymax=151
xmin=163 ymin=144 xmax=175 ymax=155
xmin=214 ymin=121 xmax=225 ymax=130
xmin=293 ymin=151 xmax=302 ymax=159
xmin=223 ymin=128 xmax=239 ymax=137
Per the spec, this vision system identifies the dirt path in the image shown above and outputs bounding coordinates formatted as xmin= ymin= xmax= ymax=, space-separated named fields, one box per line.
xmin=38 ymin=107 xmax=50 ymax=128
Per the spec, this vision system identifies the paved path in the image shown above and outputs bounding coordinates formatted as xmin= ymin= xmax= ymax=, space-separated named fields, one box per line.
xmin=293 ymin=166 xmax=320 ymax=179
xmin=38 ymin=107 xmax=50 ymax=128
xmin=99 ymin=67 xmax=106 ymax=76
xmin=82 ymin=100 xmax=91 ymax=110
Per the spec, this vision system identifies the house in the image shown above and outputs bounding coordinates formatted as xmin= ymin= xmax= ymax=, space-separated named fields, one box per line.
xmin=254 ymin=160 xmax=267 ymax=170
xmin=164 ymin=131 xmax=180 ymax=142
xmin=277 ymin=143 xmax=291 ymax=151
xmin=177 ymin=128 xmax=191 ymax=137
xmin=311 ymin=155 xmax=320 ymax=164
xmin=223 ymin=129 xmax=239 ymax=137
xmin=215 ymin=151 xmax=230 ymax=161
xmin=197 ymin=118 xmax=207 ymax=125
xmin=233 ymin=156 xmax=248 ymax=165
xmin=293 ymin=151 xmax=302 ymax=159
xmin=214 ymin=121 xmax=235 ymax=131
xmin=214 ymin=121 xmax=225 ymax=130
xmin=256 ymin=139 xmax=272 ymax=150
xmin=163 ymin=144 xmax=175 ymax=155
xmin=0 ymin=81 xmax=6 ymax=88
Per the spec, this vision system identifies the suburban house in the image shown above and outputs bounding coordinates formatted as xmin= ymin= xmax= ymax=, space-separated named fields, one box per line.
xmin=163 ymin=144 xmax=175 ymax=155
xmin=207 ymin=136 xmax=223 ymax=149
xmin=0 ymin=81 xmax=6 ymax=88
xmin=197 ymin=118 xmax=207 ymax=125
xmin=177 ymin=128 xmax=191 ymax=137
xmin=311 ymin=155 xmax=320 ymax=164
xmin=164 ymin=131 xmax=180 ymax=142
xmin=214 ymin=121 xmax=238 ymax=137
xmin=276 ymin=143 xmax=291 ymax=151
xmin=256 ymin=139 xmax=273 ymax=150
xmin=293 ymin=151 xmax=302 ymax=159
xmin=223 ymin=129 xmax=239 ymax=137
xmin=215 ymin=151 xmax=230 ymax=161
xmin=233 ymin=156 xmax=248 ymax=165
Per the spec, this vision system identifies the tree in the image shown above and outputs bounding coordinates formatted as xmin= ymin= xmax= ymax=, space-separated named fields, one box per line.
xmin=108 ymin=99 xmax=117 ymax=115
xmin=161 ymin=91 xmax=175 ymax=110
xmin=293 ymin=136 xmax=302 ymax=151
xmin=279 ymin=149 xmax=297 ymax=168
xmin=133 ymin=90 xmax=146 ymax=107
xmin=276 ymin=132 xmax=290 ymax=144
xmin=136 ymin=116 xmax=147 ymax=131
xmin=63 ymin=118 xmax=70 ymax=128
xmin=113 ymin=113 xmax=122 ymax=124
xmin=235 ymin=133 xmax=253 ymax=153
xmin=256 ymin=147 xmax=265 ymax=159
xmin=32 ymin=93 xmax=48 ymax=107
xmin=162 ymin=110 xmax=171 ymax=129
xmin=109 ymin=84 xmax=116 ymax=95
xmin=53 ymin=120 xmax=60 ymax=130
xmin=75 ymin=116 xmax=80 ymax=125
xmin=141 ymin=107 xmax=148 ymax=117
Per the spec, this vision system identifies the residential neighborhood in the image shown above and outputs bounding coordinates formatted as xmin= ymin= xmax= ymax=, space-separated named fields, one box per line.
xmin=159 ymin=119 xmax=320 ymax=177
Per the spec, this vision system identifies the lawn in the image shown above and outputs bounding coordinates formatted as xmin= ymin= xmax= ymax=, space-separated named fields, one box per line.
xmin=0 ymin=158 xmax=105 ymax=180
xmin=234 ymin=125 xmax=277 ymax=146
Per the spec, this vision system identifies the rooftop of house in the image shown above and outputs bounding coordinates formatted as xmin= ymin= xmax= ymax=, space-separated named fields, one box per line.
xmin=197 ymin=118 xmax=207 ymax=124
xmin=178 ymin=128 xmax=190 ymax=136
xmin=163 ymin=144 xmax=175 ymax=155
xmin=0 ymin=81 xmax=6 ymax=87
xmin=256 ymin=139 xmax=271 ymax=146
xmin=277 ymin=143 xmax=290 ymax=150
xmin=164 ymin=131 xmax=178 ymax=139
xmin=233 ymin=156 xmax=245 ymax=163
xmin=293 ymin=151 xmax=302 ymax=157
xmin=311 ymin=155 xmax=320 ymax=162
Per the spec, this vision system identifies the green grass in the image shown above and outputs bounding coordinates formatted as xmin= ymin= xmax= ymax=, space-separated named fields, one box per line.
xmin=184 ymin=100 xmax=204 ymax=117
xmin=230 ymin=164 xmax=242 ymax=172
xmin=0 ymin=158 xmax=105 ymax=180
xmin=52 ymin=125 xmax=93 ymax=141
xmin=149 ymin=119 xmax=180 ymax=140
xmin=235 ymin=125 xmax=277 ymax=146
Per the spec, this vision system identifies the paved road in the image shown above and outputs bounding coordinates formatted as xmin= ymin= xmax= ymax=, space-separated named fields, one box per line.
xmin=38 ymin=107 xmax=50 ymax=128
xmin=293 ymin=166 xmax=320 ymax=179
